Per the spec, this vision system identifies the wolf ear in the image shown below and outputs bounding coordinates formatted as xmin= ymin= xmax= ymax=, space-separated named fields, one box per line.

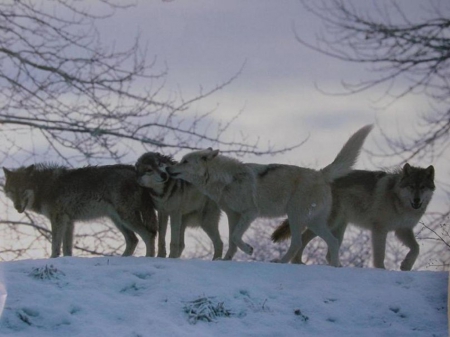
xmin=203 ymin=148 xmax=219 ymax=161
xmin=158 ymin=152 xmax=175 ymax=165
xmin=425 ymin=165 xmax=434 ymax=181
xmin=402 ymin=163 xmax=412 ymax=176
xmin=3 ymin=167 xmax=11 ymax=178
xmin=25 ymin=164 xmax=35 ymax=175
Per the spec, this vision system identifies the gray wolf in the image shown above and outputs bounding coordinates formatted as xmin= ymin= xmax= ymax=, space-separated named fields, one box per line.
xmin=271 ymin=163 xmax=435 ymax=270
xmin=166 ymin=124 xmax=373 ymax=264
xmin=135 ymin=152 xmax=222 ymax=259
xmin=3 ymin=164 xmax=157 ymax=258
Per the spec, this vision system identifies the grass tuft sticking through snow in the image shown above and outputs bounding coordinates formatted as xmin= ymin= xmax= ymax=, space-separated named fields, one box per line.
xmin=183 ymin=296 xmax=233 ymax=324
xmin=29 ymin=265 xmax=65 ymax=281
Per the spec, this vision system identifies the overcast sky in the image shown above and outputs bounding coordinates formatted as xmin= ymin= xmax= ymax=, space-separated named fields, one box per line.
xmin=89 ymin=0 xmax=448 ymax=213
xmin=92 ymin=1 xmax=425 ymax=159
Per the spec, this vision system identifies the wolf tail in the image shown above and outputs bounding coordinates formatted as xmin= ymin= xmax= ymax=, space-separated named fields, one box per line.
xmin=271 ymin=219 xmax=291 ymax=243
xmin=321 ymin=124 xmax=373 ymax=183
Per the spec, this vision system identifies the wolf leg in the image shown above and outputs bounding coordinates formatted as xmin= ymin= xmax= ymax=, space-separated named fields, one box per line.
xmin=176 ymin=220 xmax=187 ymax=258
xmin=223 ymin=210 xmax=240 ymax=260
xmin=112 ymin=221 xmax=139 ymax=256
xmin=202 ymin=224 xmax=223 ymax=260
xmin=311 ymin=224 xmax=340 ymax=267
xmin=157 ymin=211 xmax=169 ymax=258
xmin=371 ymin=227 xmax=388 ymax=269
xmin=114 ymin=209 xmax=157 ymax=257
xmin=62 ymin=221 xmax=74 ymax=256
xmin=277 ymin=217 xmax=304 ymax=263
xmin=200 ymin=203 xmax=223 ymax=260
xmin=395 ymin=228 xmax=419 ymax=271
xmin=229 ymin=211 xmax=257 ymax=256
xmin=325 ymin=221 xmax=347 ymax=265
xmin=291 ymin=228 xmax=317 ymax=264
xmin=137 ymin=208 xmax=157 ymax=257
xmin=50 ymin=213 xmax=71 ymax=258
xmin=169 ymin=213 xmax=182 ymax=258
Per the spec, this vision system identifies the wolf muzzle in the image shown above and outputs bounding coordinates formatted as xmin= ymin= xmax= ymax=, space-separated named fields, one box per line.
xmin=14 ymin=202 xmax=26 ymax=213
xmin=411 ymin=198 xmax=422 ymax=209
xmin=165 ymin=167 xmax=179 ymax=177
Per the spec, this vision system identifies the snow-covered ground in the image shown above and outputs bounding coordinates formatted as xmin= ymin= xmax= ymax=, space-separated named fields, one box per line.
xmin=0 ymin=257 xmax=447 ymax=337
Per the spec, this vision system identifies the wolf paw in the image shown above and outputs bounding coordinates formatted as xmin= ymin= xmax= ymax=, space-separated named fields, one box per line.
xmin=241 ymin=244 xmax=253 ymax=256
xmin=400 ymin=260 xmax=413 ymax=271
xmin=248 ymin=245 xmax=254 ymax=255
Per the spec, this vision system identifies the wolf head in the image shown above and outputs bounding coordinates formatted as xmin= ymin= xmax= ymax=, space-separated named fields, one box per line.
xmin=3 ymin=165 xmax=36 ymax=213
xmin=166 ymin=148 xmax=219 ymax=183
xmin=135 ymin=152 xmax=176 ymax=188
xmin=398 ymin=163 xmax=435 ymax=210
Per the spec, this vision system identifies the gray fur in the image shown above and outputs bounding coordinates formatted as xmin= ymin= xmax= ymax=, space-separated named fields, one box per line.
xmin=272 ymin=164 xmax=435 ymax=270
xmin=136 ymin=152 xmax=222 ymax=259
xmin=3 ymin=164 xmax=157 ymax=258
xmin=167 ymin=124 xmax=373 ymax=264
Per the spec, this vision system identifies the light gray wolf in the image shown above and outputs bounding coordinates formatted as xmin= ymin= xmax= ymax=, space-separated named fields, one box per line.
xmin=135 ymin=152 xmax=222 ymax=259
xmin=166 ymin=124 xmax=373 ymax=264
xmin=271 ymin=163 xmax=435 ymax=270
xmin=3 ymin=164 xmax=157 ymax=258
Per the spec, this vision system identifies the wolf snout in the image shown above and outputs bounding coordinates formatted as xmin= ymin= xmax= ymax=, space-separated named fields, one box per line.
xmin=166 ymin=167 xmax=179 ymax=177
xmin=15 ymin=204 xmax=25 ymax=213
xmin=411 ymin=198 xmax=422 ymax=209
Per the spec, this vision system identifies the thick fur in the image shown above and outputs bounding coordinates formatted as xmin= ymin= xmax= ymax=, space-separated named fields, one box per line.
xmin=167 ymin=124 xmax=373 ymax=264
xmin=271 ymin=164 xmax=435 ymax=270
xmin=136 ymin=152 xmax=222 ymax=259
xmin=3 ymin=164 xmax=157 ymax=258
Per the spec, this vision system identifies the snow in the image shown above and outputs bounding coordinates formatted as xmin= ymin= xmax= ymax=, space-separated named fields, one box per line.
xmin=0 ymin=257 xmax=447 ymax=337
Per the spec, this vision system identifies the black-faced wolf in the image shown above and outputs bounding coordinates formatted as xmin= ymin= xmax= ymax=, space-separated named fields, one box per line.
xmin=272 ymin=164 xmax=435 ymax=270
xmin=166 ymin=125 xmax=373 ymax=264
xmin=135 ymin=152 xmax=222 ymax=259
xmin=3 ymin=164 xmax=157 ymax=258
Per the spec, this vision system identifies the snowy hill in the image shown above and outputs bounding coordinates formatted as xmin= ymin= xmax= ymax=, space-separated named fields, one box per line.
xmin=0 ymin=257 xmax=447 ymax=337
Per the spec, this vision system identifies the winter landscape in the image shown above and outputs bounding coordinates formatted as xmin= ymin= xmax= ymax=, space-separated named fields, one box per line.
xmin=0 ymin=257 xmax=447 ymax=337
xmin=0 ymin=1 xmax=449 ymax=336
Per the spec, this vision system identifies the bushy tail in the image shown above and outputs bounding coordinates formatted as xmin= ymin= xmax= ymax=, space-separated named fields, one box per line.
xmin=321 ymin=124 xmax=373 ymax=183
xmin=271 ymin=219 xmax=291 ymax=243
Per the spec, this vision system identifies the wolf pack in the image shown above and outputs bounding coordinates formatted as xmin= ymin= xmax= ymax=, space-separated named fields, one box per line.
xmin=2 ymin=124 xmax=436 ymax=271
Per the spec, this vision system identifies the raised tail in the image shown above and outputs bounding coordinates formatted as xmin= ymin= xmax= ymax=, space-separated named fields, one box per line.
xmin=271 ymin=219 xmax=291 ymax=243
xmin=321 ymin=124 xmax=373 ymax=182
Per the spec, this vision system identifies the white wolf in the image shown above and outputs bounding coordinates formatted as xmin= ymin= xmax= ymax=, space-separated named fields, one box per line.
xmin=167 ymin=124 xmax=373 ymax=264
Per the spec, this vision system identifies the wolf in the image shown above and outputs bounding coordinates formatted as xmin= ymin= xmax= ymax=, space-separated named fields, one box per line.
xmin=271 ymin=163 xmax=435 ymax=270
xmin=135 ymin=152 xmax=222 ymax=259
xmin=166 ymin=124 xmax=373 ymax=264
xmin=3 ymin=164 xmax=157 ymax=258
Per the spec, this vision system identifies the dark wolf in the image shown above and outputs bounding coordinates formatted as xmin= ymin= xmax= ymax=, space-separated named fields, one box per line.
xmin=3 ymin=164 xmax=157 ymax=258
xmin=135 ymin=152 xmax=222 ymax=259
xmin=271 ymin=163 xmax=435 ymax=270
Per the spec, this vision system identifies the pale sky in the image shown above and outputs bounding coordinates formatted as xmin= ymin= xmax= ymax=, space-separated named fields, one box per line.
xmin=91 ymin=0 xmax=445 ymax=211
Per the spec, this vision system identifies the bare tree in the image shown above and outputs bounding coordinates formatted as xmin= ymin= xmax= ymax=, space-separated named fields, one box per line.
xmin=0 ymin=0 xmax=300 ymax=260
xmin=294 ymin=0 xmax=450 ymax=269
